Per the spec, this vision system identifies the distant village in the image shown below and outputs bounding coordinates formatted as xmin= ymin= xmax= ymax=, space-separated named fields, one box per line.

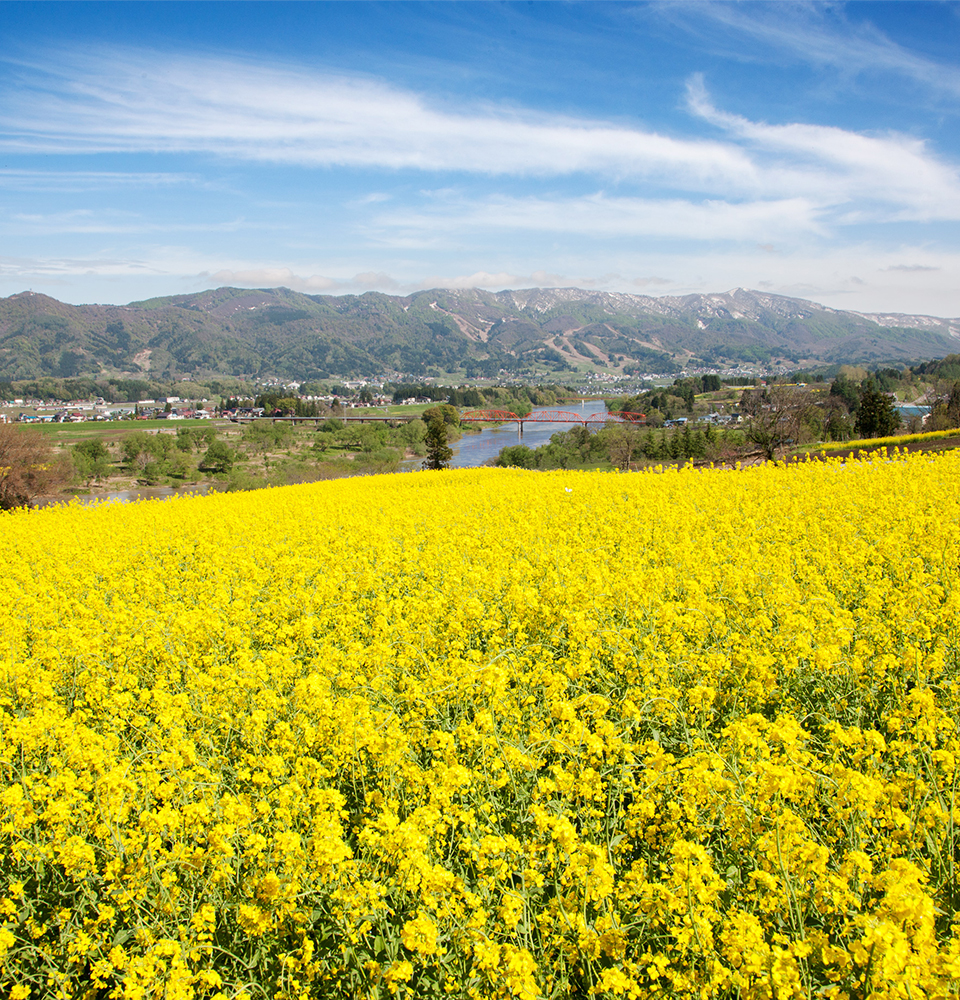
xmin=2 ymin=383 xmax=403 ymax=424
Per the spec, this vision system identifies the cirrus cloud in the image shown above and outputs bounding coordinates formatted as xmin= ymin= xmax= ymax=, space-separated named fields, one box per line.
xmin=0 ymin=48 xmax=752 ymax=188
xmin=1 ymin=46 xmax=957 ymax=233
xmin=204 ymin=267 xmax=401 ymax=293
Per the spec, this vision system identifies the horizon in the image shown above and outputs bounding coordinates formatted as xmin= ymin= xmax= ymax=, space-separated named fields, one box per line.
xmin=1 ymin=2 xmax=959 ymax=314
xmin=6 ymin=281 xmax=958 ymax=323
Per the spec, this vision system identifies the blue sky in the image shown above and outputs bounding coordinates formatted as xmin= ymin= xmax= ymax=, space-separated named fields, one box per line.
xmin=1 ymin=1 xmax=959 ymax=315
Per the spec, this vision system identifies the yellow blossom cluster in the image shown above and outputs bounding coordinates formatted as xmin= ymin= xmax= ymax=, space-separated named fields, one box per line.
xmin=1 ymin=451 xmax=959 ymax=999
xmin=807 ymin=429 xmax=960 ymax=453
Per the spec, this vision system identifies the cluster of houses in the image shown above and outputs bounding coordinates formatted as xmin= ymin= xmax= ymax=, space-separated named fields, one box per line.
xmin=12 ymin=397 xmax=215 ymax=423
xmin=661 ymin=413 xmax=742 ymax=428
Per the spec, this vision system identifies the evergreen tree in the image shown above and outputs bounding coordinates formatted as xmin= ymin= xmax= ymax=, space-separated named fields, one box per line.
xmin=658 ymin=429 xmax=669 ymax=459
xmin=669 ymin=429 xmax=683 ymax=460
xmin=691 ymin=427 xmax=706 ymax=459
xmin=855 ymin=379 xmax=900 ymax=438
xmin=830 ymin=373 xmax=860 ymax=414
xmin=422 ymin=419 xmax=453 ymax=470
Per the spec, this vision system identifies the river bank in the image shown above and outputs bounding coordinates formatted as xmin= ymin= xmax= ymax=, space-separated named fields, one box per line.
xmin=33 ymin=404 xmax=614 ymax=505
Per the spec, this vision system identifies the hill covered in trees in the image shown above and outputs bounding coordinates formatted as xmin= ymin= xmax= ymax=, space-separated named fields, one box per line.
xmin=1 ymin=285 xmax=958 ymax=381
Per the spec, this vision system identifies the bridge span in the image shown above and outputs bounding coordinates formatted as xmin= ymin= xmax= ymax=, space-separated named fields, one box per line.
xmin=228 ymin=413 xmax=419 ymax=427
xmin=459 ymin=409 xmax=645 ymax=435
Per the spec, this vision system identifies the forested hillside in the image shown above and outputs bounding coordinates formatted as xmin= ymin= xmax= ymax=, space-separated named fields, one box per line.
xmin=1 ymin=285 xmax=958 ymax=380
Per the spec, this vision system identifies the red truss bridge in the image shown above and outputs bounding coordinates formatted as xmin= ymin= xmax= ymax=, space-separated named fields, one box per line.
xmin=459 ymin=409 xmax=645 ymax=434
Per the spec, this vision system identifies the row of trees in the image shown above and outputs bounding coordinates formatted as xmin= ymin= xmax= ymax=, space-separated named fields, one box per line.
xmin=0 ymin=376 xmax=223 ymax=404
xmin=614 ymin=373 xmax=907 ymax=458
xmin=494 ymin=422 xmax=729 ymax=472
xmin=739 ymin=378 xmax=901 ymax=458
xmin=390 ymin=382 xmax=568 ymax=413
xmin=495 ymin=372 xmax=921 ymax=470
xmin=68 ymin=416 xmax=437 ymax=494
xmin=69 ymin=427 xmax=235 ymax=487
xmin=612 ymin=375 xmax=724 ymax=421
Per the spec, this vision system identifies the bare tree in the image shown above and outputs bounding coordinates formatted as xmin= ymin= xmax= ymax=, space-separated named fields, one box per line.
xmin=744 ymin=384 xmax=816 ymax=460
xmin=601 ymin=422 xmax=641 ymax=471
xmin=0 ymin=423 xmax=69 ymax=509
xmin=928 ymin=378 xmax=960 ymax=431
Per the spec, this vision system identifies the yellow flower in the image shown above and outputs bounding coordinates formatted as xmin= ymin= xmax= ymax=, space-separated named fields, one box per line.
xmin=401 ymin=912 xmax=439 ymax=955
xmin=256 ymin=871 xmax=281 ymax=902
xmin=383 ymin=960 xmax=414 ymax=993
xmin=2 ymin=454 xmax=960 ymax=996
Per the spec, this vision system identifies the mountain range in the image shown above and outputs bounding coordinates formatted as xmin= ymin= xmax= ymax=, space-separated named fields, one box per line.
xmin=1 ymin=285 xmax=958 ymax=382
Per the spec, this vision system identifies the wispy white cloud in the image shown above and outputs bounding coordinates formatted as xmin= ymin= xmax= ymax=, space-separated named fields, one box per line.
xmin=0 ymin=169 xmax=200 ymax=192
xmin=664 ymin=1 xmax=960 ymax=100
xmin=413 ymin=269 xmax=566 ymax=291
xmin=205 ymin=267 xmax=338 ymax=292
xmin=0 ymin=252 xmax=169 ymax=279
xmin=3 ymin=46 xmax=957 ymax=232
xmin=632 ymin=276 xmax=673 ymax=288
xmin=350 ymin=271 xmax=400 ymax=291
xmin=686 ymin=75 xmax=960 ymax=221
xmin=0 ymin=49 xmax=751 ymax=187
xmin=3 ymin=208 xmax=249 ymax=236
xmin=351 ymin=192 xmax=392 ymax=206
xmin=203 ymin=267 xmax=400 ymax=293
xmin=374 ymin=191 xmax=825 ymax=243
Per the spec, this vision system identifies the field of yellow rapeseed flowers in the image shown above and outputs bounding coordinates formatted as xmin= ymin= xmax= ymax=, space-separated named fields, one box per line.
xmin=1 ymin=452 xmax=960 ymax=1000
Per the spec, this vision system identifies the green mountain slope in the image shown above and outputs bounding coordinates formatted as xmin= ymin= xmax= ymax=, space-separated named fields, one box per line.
xmin=0 ymin=286 xmax=957 ymax=380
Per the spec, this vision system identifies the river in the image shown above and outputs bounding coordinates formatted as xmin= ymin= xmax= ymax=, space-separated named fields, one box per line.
xmin=449 ymin=401 xmax=613 ymax=468
xmin=36 ymin=484 xmax=215 ymax=507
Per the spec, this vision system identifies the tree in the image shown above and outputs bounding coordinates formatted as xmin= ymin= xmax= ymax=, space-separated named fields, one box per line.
xmin=422 ymin=419 xmax=452 ymax=470
xmin=496 ymin=444 xmax=536 ymax=469
xmin=928 ymin=379 xmax=960 ymax=431
xmin=829 ymin=373 xmax=860 ymax=415
xmin=72 ymin=438 xmax=112 ymax=485
xmin=739 ymin=388 xmax=767 ymax=416
xmin=855 ymin=379 xmax=900 ymax=438
xmin=744 ymin=384 xmax=814 ymax=460
xmin=200 ymin=440 xmax=234 ymax=474
xmin=422 ymin=404 xmax=460 ymax=426
xmin=176 ymin=426 xmax=214 ymax=453
xmin=0 ymin=422 xmax=68 ymax=509
xmin=599 ymin=422 xmax=640 ymax=471
xmin=243 ymin=421 xmax=292 ymax=454
xmin=823 ymin=397 xmax=854 ymax=442
xmin=122 ymin=431 xmax=158 ymax=470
